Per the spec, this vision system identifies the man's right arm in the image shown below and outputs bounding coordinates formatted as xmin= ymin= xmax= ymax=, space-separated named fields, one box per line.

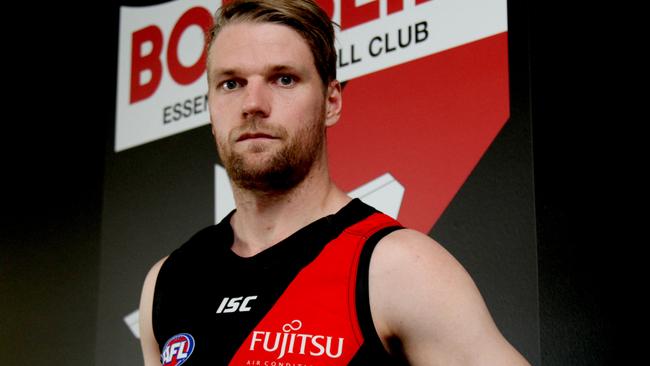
xmin=139 ymin=257 xmax=168 ymax=366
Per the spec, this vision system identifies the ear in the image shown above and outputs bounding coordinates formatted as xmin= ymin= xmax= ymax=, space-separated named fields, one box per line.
xmin=324 ymin=80 xmax=343 ymax=127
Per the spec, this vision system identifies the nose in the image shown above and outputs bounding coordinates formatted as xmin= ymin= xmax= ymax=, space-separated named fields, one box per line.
xmin=241 ymin=78 xmax=271 ymax=118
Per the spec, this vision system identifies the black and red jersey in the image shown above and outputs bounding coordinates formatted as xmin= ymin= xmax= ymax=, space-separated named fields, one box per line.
xmin=152 ymin=198 xmax=406 ymax=365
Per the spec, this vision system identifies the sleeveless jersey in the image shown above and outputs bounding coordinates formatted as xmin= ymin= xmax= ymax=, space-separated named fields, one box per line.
xmin=152 ymin=199 xmax=406 ymax=365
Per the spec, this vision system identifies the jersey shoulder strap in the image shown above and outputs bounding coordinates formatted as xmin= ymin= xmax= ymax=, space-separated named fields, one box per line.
xmin=350 ymin=214 xmax=406 ymax=365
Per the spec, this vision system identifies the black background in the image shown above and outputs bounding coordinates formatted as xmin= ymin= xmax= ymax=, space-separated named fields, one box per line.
xmin=2 ymin=0 xmax=620 ymax=364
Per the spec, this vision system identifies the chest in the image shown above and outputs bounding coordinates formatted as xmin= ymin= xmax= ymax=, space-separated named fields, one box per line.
xmin=155 ymin=232 xmax=367 ymax=366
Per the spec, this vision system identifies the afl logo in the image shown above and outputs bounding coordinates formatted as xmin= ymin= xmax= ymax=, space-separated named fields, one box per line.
xmin=161 ymin=333 xmax=195 ymax=366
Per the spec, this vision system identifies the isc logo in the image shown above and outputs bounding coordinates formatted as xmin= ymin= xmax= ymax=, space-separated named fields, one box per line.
xmin=161 ymin=333 xmax=195 ymax=366
xmin=216 ymin=295 xmax=258 ymax=314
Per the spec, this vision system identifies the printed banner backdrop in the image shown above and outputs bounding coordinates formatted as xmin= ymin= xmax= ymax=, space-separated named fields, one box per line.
xmin=96 ymin=0 xmax=539 ymax=365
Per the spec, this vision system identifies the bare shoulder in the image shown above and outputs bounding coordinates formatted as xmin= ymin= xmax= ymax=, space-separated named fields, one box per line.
xmin=140 ymin=256 xmax=168 ymax=320
xmin=369 ymin=229 xmax=530 ymax=365
xmin=371 ymin=228 xmax=459 ymax=276
xmin=139 ymin=256 xmax=168 ymax=366
xmin=369 ymin=229 xmax=477 ymax=334
xmin=143 ymin=256 xmax=168 ymax=288
xmin=370 ymin=229 xmax=469 ymax=306
xmin=140 ymin=256 xmax=168 ymax=307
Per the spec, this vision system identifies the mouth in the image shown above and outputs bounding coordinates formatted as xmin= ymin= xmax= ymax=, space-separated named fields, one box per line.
xmin=236 ymin=132 xmax=278 ymax=142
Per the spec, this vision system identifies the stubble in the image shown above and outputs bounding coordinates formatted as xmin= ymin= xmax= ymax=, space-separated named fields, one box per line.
xmin=218 ymin=109 xmax=326 ymax=194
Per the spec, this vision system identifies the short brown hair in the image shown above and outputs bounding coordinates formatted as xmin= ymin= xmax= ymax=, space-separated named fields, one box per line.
xmin=206 ymin=0 xmax=337 ymax=85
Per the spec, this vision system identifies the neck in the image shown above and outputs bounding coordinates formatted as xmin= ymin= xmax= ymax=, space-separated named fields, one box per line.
xmin=229 ymin=154 xmax=350 ymax=257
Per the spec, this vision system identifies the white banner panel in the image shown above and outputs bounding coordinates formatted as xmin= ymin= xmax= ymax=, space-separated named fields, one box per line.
xmin=115 ymin=0 xmax=507 ymax=152
xmin=115 ymin=0 xmax=217 ymax=152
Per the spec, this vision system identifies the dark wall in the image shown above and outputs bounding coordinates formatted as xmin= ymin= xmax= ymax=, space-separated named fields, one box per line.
xmin=2 ymin=2 xmax=116 ymax=365
xmin=528 ymin=2 xmax=618 ymax=365
xmin=2 ymin=0 xmax=614 ymax=365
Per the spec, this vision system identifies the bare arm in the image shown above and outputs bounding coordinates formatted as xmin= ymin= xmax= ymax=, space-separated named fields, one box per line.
xmin=138 ymin=257 xmax=168 ymax=366
xmin=370 ymin=229 xmax=531 ymax=366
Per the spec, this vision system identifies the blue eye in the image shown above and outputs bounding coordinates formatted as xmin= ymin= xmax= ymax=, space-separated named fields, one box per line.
xmin=222 ymin=80 xmax=239 ymax=91
xmin=278 ymin=75 xmax=295 ymax=86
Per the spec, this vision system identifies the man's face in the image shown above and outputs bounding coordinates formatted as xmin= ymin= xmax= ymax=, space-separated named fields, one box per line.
xmin=207 ymin=21 xmax=340 ymax=192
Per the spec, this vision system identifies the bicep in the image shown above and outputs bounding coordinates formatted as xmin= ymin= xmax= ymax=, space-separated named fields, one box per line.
xmin=139 ymin=257 xmax=167 ymax=366
xmin=370 ymin=230 xmax=530 ymax=366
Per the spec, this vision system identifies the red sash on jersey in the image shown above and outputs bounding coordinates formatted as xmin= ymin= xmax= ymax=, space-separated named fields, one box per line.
xmin=229 ymin=212 xmax=400 ymax=365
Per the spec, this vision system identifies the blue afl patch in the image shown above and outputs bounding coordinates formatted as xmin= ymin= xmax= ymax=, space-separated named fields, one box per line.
xmin=161 ymin=333 xmax=195 ymax=366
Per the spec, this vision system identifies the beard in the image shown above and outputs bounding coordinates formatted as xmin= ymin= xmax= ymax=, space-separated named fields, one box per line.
xmin=218 ymin=109 xmax=326 ymax=194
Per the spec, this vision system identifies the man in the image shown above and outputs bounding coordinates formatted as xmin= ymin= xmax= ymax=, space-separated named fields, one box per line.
xmin=139 ymin=0 xmax=531 ymax=365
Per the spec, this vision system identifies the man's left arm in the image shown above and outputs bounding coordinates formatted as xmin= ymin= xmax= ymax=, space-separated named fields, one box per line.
xmin=369 ymin=229 xmax=532 ymax=366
